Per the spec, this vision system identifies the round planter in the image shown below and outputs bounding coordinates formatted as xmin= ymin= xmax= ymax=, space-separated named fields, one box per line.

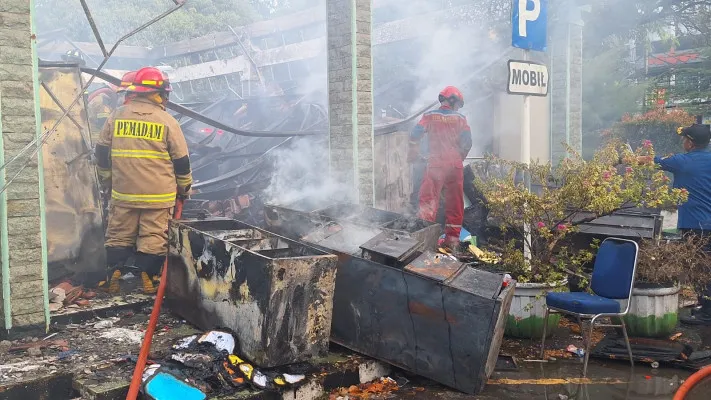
xmin=505 ymin=281 xmax=567 ymax=339
xmin=623 ymin=284 xmax=679 ymax=338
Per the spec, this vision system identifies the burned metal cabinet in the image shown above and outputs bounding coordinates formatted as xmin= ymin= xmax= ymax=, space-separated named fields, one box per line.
xmin=264 ymin=205 xmax=514 ymax=394
xmin=38 ymin=63 xmax=105 ymax=283
xmin=269 ymin=202 xmax=442 ymax=251
xmin=165 ymin=219 xmax=338 ymax=367
xmin=313 ymin=203 xmax=441 ymax=251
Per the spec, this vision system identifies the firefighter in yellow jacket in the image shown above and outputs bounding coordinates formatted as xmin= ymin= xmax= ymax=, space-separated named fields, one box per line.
xmin=95 ymin=67 xmax=192 ymax=294
xmin=87 ymin=85 xmax=118 ymax=142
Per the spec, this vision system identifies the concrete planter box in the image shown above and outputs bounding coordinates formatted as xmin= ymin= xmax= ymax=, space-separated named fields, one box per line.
xmin=505 ymin=281 xmax=566 ymax=339
xmin=623 ymin=285 xmax=679 ymax=338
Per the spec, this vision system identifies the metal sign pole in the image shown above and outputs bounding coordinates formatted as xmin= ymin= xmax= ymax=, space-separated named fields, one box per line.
xmin=511 ymin=0 xmax=547 ymax=263
xmin=522 ymin=49 xmax=532 ymax=261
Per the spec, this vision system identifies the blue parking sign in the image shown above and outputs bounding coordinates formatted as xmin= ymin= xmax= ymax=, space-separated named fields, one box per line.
xmin=512 ymin=0 xmax=548 ymax=52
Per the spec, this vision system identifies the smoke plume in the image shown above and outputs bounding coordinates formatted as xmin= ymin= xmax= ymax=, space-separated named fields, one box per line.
xmin=263 ymin=138 xmax=354 ymax=207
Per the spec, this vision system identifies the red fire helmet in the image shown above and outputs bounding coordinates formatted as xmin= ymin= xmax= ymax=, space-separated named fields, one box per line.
xmin=118 ymin=71 xmax=137 ymax=93
xmin=127 ymin=67 xmax=171 ymax=93
xmin=438 ymin=86 xmax=464 ymax=107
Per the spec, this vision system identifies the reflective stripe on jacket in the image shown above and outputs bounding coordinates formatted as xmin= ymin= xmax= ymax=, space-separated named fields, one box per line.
xmin=96 ymin=97 xmax=192 ymax=209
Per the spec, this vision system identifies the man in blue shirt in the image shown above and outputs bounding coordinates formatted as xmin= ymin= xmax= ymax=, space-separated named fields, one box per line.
xmin=655 ymin=123 xmax=711 ymax=325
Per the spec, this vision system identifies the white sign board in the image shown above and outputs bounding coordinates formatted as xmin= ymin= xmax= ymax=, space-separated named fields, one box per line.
xmin=507 ymin=60 xmax=549 ymax=97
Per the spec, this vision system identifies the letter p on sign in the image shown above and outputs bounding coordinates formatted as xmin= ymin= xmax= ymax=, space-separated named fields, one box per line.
xmin=518 ymin=0 xmax=540 ymax=37
xmin=512 ymin=0 xmax=548 ymax=52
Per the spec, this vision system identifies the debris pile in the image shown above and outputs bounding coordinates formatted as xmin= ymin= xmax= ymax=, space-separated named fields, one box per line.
xmin=591 ymin=336 xmax=711 ymax=370
xmin=49 ymin=282 xmax=96 ymax=311
xmin=6 ymin=337 xmax=69 ymax=358
xmin=140 ymin=330 xmax=309 ymax=398
xmin=205 ymin=194 xmax=252 ymax=218
xmin=0 ymin=310 xmax=190 ymax=386
xmin=329 ymin=377 xmax=402 ymax=400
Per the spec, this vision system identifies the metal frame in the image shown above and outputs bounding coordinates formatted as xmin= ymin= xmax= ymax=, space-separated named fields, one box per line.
xmin=540 ymin=237 xmax=639 ymax=376
xmin=0 ymin=0 xmax=186 ymax=197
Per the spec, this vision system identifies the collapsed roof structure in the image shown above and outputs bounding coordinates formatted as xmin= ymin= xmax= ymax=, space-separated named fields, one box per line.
xmin=38 ymin=1 xmax=515 ymax=226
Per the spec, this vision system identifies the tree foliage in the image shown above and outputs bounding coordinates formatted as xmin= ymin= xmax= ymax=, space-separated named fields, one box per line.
xmin=582 ymin=45 xmax=649 ymax=158
xmin=582 ymin=1 xmax=711 ymax=152
xmin=475 ymin=141 xmax=687 ymax=284
xmin=251 ymin=0 xmax=319 ymax=18
xmin=584 ymin=0 xmax=711 ymax=52
xmin=605 ymin=108 xmax=696 ymax=157
xmin=35 ymin=0 xmax=260 ymax=46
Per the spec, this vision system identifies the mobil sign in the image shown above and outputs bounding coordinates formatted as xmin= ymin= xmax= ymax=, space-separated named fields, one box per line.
xmin=507 ymin=60 xmax=549 ymax=97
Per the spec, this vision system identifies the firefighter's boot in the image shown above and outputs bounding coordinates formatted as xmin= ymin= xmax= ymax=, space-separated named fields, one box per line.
xmin=135 ymin=252 xmax=165 ymax=295
xmin=141 ymin=272 xmax=157 ymax=294
xmin=98 ymin=247 xmax=132 ymax=294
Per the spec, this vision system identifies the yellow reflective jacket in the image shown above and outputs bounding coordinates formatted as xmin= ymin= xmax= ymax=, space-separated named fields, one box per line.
xmin=96 ymin=98 xmax=192 ymax=209
xmin=88 ymin=92 xmax=114 ymax=139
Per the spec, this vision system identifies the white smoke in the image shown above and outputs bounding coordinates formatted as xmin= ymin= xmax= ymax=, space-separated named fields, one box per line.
xmin=263 ymin=138 xmax=354 ymax=207
xmin=379 ymin=1 xmax=511 ymax=115
xmin=264 ymin=1 xmax=514 ymax=205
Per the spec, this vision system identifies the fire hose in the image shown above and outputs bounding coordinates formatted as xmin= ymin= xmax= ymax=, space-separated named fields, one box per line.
xmin=673 ymin=364 xmax=711 ymax=400
xmin=126 ymin=198 xmax=184 ymax=400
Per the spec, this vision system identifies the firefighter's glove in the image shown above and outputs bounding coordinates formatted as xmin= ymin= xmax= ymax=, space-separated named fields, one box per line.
xmin=97 ymin=168 xmax=112 ymax=189
xmin=177 ymin=184 xmax=192 ymax=200
xmin=95 ymin=144 xmax=112 ymax=189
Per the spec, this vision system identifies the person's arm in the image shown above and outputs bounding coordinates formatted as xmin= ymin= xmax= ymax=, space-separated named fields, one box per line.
xmin=654 ymin=153 xmax=685 ymax=173
xmin=459 ymin=117 xmax=473 ymax=160
xmin=408 ymin=116 xmax=427 ymax=162
xmin=166 ymin=118 xmax=193 ymax=196
xmin=95 ymin=113 xmax=114 ymax=187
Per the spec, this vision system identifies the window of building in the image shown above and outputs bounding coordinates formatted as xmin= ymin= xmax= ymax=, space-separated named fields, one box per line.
xmin=272 ymin=62 xmax=291 ymax=82
xmin=301 ymin=22 xmax=326 ymax=41
xmin=282 ymin=29 xmax=302 ymax=45
xmin=259 ymin=66 xmax=275 ymax=81
xmin=288 ymin=60 xmax=310 ymax=79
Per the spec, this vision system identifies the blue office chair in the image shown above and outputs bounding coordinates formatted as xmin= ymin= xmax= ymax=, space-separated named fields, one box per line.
xmin=540 ymin=237 xmax=639 ymax=376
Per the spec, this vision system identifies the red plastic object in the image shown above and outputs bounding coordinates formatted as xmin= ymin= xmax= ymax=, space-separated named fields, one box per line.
xmin=674 ymin=365 xmax=711 ymax=400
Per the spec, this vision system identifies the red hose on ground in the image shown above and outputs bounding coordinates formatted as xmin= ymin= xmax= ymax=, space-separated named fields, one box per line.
xmin=126 ymin=199 xmax=184 ymax=400
xmin=674 ymin=364 xmax=711 ymax=400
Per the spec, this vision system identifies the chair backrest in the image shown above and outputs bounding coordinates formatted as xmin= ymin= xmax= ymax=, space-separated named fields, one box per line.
xmin=590 ymin=238 xmax=639 ymax=299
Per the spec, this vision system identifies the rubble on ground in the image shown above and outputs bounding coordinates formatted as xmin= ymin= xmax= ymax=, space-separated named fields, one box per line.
xmin=49 ymin=282 xmax=97 ymax=312
xmin=329 ymin=377 xmax=401 ymax=399
xmin=0 ymin=308 xmax=194 ymax=385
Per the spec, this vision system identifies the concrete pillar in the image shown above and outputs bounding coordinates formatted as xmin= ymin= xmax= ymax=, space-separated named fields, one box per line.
xmin=549 ymin=9 xmax=583 ymax=163
xmin=327 ymin=0 xmax=374 ymax=205
xmin=0 ymin=0 xmax=48 ymax=330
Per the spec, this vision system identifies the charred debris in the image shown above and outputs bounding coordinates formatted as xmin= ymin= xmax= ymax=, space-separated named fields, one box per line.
xmin=82 ymin=66 xmax=428 ymax=227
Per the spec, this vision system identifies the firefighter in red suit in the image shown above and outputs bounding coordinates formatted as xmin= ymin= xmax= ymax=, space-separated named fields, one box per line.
xmin=408 ymin=86 xmax=472 ymax=249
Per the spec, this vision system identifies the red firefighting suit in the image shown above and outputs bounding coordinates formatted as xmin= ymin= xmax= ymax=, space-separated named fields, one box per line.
xmin=410 ymin=105 xmax=472 ymax=242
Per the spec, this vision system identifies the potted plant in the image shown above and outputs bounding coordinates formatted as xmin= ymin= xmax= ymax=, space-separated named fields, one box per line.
xmin=474 ymin=141 xmax=687 ymax=339
xmin=624 ymin=235 xmax=711 ymax=337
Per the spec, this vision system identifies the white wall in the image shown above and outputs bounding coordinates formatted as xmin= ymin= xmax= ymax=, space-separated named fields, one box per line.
xmin=493 ymin=93 xmax=550 ymax=163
